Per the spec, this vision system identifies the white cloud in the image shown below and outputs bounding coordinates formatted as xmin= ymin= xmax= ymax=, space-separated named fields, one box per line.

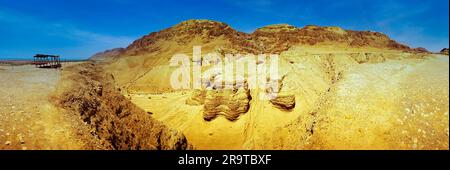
xmin=0 ymin=8 xmax=135 ymax=59
xmin=67 ymin=29 xmax=135 ymax=47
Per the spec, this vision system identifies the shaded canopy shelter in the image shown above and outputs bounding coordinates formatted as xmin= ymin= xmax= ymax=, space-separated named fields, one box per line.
xmin=33 ymin=54 xmax=61 ymax=68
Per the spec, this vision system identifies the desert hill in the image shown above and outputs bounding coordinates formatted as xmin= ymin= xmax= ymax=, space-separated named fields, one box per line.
xmin=97 ymin=20 xmax=432 ymax=93
xmin=83 ymin=19 xmax=448 ymax=149
xmin=441 ymin=48 xmax=449 ymax=55
xmin=125 ymin=20 xmax=429 ymax=55
xmin=93 ymin=19 xmax=428 ymax=61
xmin=90 ymin=48 xmax=125 ymax=62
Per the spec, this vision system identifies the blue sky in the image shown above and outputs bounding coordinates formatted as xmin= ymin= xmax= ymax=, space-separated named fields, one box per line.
xmin=0 ymin=0 xmax=448 ymax=59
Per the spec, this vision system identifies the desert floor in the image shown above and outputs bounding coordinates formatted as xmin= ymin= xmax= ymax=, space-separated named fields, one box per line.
xmin=0 ymin=64 xmax=99 ymax=150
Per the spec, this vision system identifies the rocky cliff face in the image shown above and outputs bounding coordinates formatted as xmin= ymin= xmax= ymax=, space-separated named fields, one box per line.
xmin=251 ymin=24 xmax=415 ymax=54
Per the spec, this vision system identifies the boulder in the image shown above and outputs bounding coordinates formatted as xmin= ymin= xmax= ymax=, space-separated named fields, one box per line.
xmin=270 ymin=95 xmax=296 ymax=110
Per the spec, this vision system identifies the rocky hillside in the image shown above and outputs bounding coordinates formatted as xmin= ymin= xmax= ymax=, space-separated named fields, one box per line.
xmin=100 ymin=19 xmax=431 ymax=93
xmin=123 ymin=20 xmax=424 ymax=56
xmin=90 ymin=19 xmax=429 ymax=63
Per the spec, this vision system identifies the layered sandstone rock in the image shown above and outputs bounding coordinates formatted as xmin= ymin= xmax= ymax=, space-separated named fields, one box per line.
xmin=185 ymin=89 xmax=206 ymax=106
xmin=270 ymin=95 xmax=296 ymax=110
xmin=266 ymin=76 xmax=296 ymax=110
xmin=186 ymin=77 xmax=252 ymax=121
xmin=203 ymin=86 xmax=252 ymax=121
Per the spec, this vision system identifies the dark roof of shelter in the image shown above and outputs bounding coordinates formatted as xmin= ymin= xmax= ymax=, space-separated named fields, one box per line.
xmin=34 ymin=54 xmax=60 ymax=58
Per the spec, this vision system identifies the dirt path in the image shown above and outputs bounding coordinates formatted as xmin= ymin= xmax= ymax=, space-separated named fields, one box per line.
xmin=0 ymin=64 xmax=96 ymax=150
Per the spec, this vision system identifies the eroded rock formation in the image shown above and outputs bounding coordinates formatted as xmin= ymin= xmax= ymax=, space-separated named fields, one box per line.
xmin=203 ymin=87 xmax=252 ymax=121
xmin=185 ymin=89 xmax=206 ymax=106
xmin=270 ymin=95 xmax=296 ymax=110
xmin=186 ymin=77 xmax=252 ymax=121
xmin=266 ymin=76 xmax=296 ymax=110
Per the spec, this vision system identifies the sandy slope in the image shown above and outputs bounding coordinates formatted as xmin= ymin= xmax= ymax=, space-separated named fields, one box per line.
xmin=283 ymin=54 xmax=449 ymax=150
xmin=127 ymin=49 xmax=449 ymax=150
xmin=0 ymin=64 xmax=100 ymax=150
